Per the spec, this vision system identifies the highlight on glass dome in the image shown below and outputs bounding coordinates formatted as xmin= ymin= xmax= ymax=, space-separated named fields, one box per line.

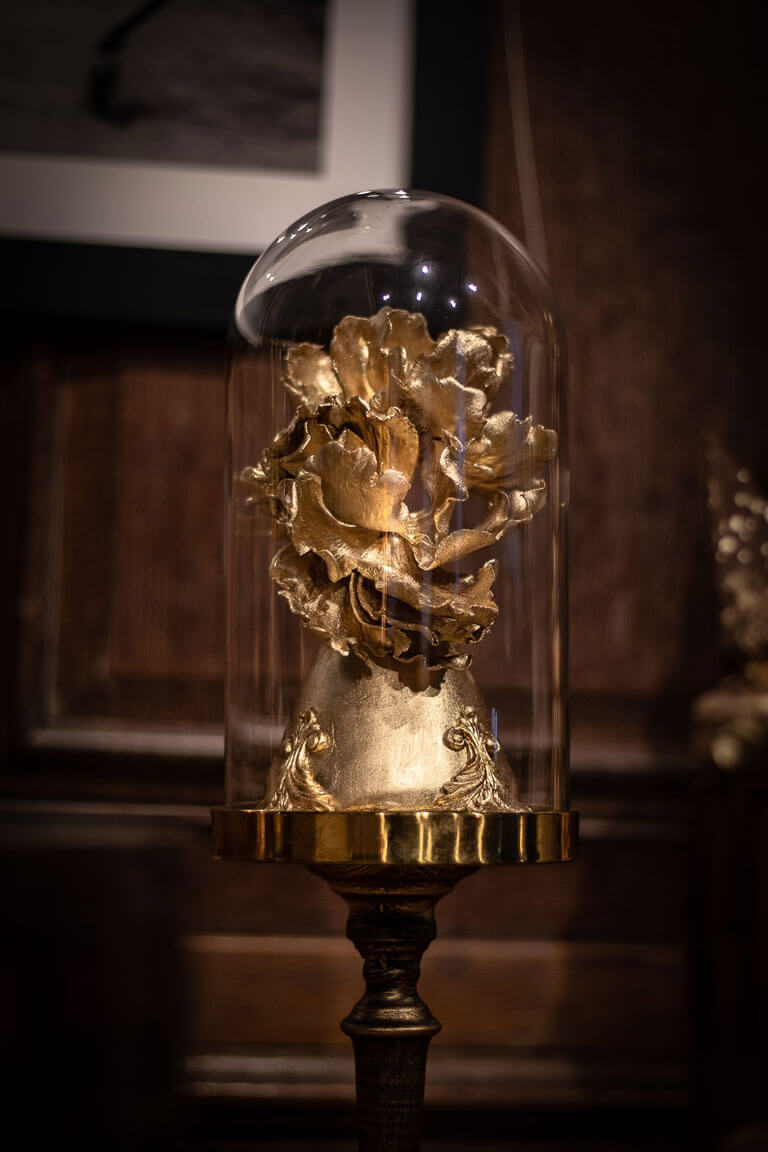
xmin=225 ymin=189 xmax=568 ymax=817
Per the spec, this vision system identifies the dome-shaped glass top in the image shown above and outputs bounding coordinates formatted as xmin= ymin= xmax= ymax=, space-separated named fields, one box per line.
xmin=226 ymin=190 xmax=568 ymax=815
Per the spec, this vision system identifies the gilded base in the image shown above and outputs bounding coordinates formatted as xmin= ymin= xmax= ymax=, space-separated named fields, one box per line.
xmin=212 ymin=806 xmax=578 ymax=866
xmin=261 ymin=646 xmax=523 ymax=813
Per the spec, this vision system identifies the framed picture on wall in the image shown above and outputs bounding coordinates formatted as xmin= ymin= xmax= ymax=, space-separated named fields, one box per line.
xmin=0 ymin=0 xmax=486 ymax=326
xmin=0 ymin=0 xmax=412 ymax=253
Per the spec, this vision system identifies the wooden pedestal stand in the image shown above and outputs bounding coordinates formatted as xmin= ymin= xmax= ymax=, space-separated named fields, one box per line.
xmin=213 ymin=809 xmax=578 ymax=1152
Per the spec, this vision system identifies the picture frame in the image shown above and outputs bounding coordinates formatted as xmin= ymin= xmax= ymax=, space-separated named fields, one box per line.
xmin=0 ymin=0 xmax=413 ymax=255
xmin=0 ymin=0 xmax=487 ymax=328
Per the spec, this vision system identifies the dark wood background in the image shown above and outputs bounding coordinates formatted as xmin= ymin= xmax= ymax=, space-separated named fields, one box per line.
xmin=2 ymin=2 xmax=767 ymax=1149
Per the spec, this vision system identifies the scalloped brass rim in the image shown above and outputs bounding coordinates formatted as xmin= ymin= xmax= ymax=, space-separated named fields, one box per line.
xmin=212 ymin=807 xmax=578 ymax=865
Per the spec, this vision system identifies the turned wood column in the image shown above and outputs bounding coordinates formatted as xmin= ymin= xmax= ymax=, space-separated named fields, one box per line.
xmin=313 ymin=865 xmax=476 ymax=1152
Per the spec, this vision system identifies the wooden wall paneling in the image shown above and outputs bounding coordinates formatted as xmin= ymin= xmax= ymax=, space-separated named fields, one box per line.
xmin=14 ymin=324 xmax=227 ymax=739
xmin=186 ymin=932 xmax=685 ymax=1053
xmin=487 ymin=0 xmax=722 ymax=711
xmin=3 ymin=332 xmax=43 ymax=752
xmin=14 ymin=336 xmax=63 ymax=738
xmin=483 ymin=6 xmax=767 ymax=1135
xmin=50 ymin=339 xmax=121 ymax=718
xmin=0 ymin=328 xmax=34 ymax=760
xmin=107 ymin=338 xmax=225 ymax=694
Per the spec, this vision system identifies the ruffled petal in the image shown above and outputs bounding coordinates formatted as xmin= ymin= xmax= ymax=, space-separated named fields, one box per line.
xmin=284 ymin=344 xmax=341 ymax=405
xmin=357 ymin=535 xmax=499 ymax=637
xmin=349 ymin=573 xmax=430 ymax=660
xmin=279 ymin=420 xmax=334 ymax=476
xmin=422 ymin=327 xmax=513 ymax=403
xmin=399 ymin=368 xmax=488 ymax=442
xmin=468 ymin=326 xmax=514 ymax=400
xmin=271 ymin=546 xmax=474 ymax=668
xmin=329 ymin=316 xmax=389 ymax=401
xmin=270 ymin=546 xmax=359 ymax=656
xmin=329 ymin=307 xmax=435 ymax=403
xmin=426 ymin=487 xmax=546 ymax=568
xmin=379 ymin=308 xmax=434 ymax=362
xmin=361 ymin=407 xmax=420 ymax=482
xmin=304 ymin=440 xmax=411 ymax=533
xmin=465 ymin=412 xmax=557 ymax=491
xmin=240 ymin=403 xmax=331 ymax=506
xmin=287 ymin=472 xmax=380 ymax=582
xmin=326 ymin=399 xmax=420 ymax=484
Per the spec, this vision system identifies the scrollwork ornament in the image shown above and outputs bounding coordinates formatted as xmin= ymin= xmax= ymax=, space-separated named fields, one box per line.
xmin=434 ymin=707 xmax=511 ymax=812
xmin=266 ymin=709 xmax=335 ymax=811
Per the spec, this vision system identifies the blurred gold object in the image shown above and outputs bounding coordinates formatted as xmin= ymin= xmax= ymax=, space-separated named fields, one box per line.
xmin=710 ymin=463 xmax=768 ymax=660
xmin=697 ymin=454 xmax=768 ymax=770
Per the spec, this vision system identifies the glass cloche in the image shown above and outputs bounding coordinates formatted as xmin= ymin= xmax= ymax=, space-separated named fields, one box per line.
xmin=225 ymin=190 xmax=568 ymax=820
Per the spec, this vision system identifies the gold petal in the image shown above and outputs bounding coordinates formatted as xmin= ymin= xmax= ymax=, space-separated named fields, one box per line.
xmin=358 ymin=535 xmax=498 ymax=632
xmin=429 ymin=441 xmax=468 ymax=508
xmin=327 ymin=398 xmax=420 ymax=485
xmin=426 ymin=329 xmax=493 ymax=381
xmin=349 ymin=573 xmax=429 ymax=658
xmin=239 ymin=463 xmax=269 ymax=505
xmin=419 ymin=327 xmax=513 ymax=402
xmin=336 ymin=428 xmax=369 ymax=454
xmin=428 ymin=490 xmax=531 ymax=568
xmin=506 ymin=483 xmax=547 ymax=521
xmin=285 ymin=344 xmax=341 ymax=405
xmin=279 ymin=420 xmax=333 ymax=476
xmin=469 ymin=326 xmax=514 ymax=399
xmin=288 ymin=471 xmax=379 ymax=582
xmin=252 ymin=403 xmax=332 ymax=497
xmin=378 ymin=308 xmax=434 ymax=361
xmin=271 ymin=546 xmax=356 ymax=656
xmin=305 ymin=440 xmax=410 ymax=533
xmin=401 ymin=370 xmax=488 ymax=442
xmin=322 ymin=395 xmax=373 ymax=439
xmin=272 ymin=543 xmax=489 ymax=670
xmin=329 ymin=316 xmax=390 ymax=401
xmin=329 ymin=307 xmax=434 ymax=403
xmin=465 ymin=412 xmax=558 ymax=491
xmin=352 ymin=574 xmax=481 ymax=664
xmin=272 ymin=547 xmax=440 ymax=666
xmin=362 ymin=406 xmax=420 ymax=483
xmin=465 ymin=365 xmax=506 ymax=403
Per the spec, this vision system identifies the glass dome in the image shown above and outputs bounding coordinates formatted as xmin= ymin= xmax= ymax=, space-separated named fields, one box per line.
xmin=226 ymin=189 xmax=568 ymax=815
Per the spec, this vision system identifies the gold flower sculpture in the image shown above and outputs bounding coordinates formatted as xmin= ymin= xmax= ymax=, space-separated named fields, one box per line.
xmin=242 ymin=307 xmax=556 ymax=670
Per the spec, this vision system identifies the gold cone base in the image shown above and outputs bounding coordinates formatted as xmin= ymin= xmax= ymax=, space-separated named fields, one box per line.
xmin=263 ymin=646 xmax=523 ymax=812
